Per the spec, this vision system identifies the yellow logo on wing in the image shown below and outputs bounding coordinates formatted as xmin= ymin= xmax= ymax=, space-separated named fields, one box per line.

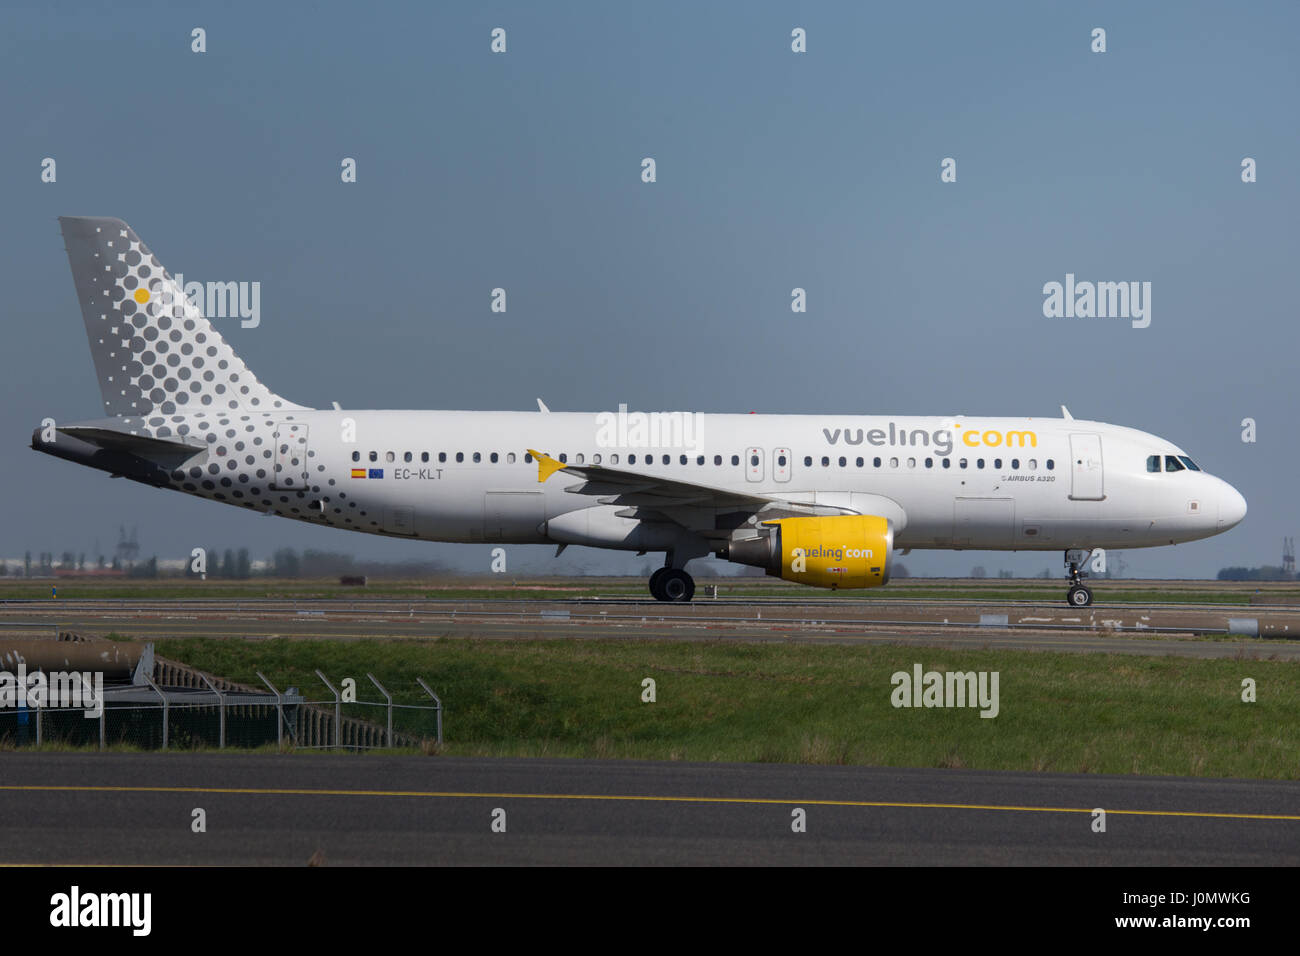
xmin=528 ymin=449 xmax=569 ymax=483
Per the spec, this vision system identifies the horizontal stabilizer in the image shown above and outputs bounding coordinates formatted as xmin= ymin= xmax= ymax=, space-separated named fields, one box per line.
xmin=56 ymin=426 xmax=205 ymax=467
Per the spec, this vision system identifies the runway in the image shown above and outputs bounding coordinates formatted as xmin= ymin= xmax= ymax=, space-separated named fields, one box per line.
xmin=1 ymin=754 xmax=1296 ymax=865
xmin=3 ymin=596 xmax=1298 ymax=659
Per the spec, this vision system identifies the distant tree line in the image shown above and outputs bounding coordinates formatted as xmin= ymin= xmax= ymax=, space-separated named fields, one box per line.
xmin=267 ymin=549 xmax=448 ymax=579
xmin=127 ymin=557 xmax=158 ymax=578
xmin=1217 ymin=565 xmax=1296 ymax=582
xmin=185 ymin=548 xmax=253 ymax=579
xmin=4 ymin=550 xmax=134 ymax=577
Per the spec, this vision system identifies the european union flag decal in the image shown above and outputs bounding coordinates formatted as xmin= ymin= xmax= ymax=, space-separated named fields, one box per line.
xmin=368 ymin=468 xmax=384 ymax=479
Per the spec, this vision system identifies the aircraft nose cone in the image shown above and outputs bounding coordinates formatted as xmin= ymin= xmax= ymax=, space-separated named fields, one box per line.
xmin=1218 ymin=482 xmax=1247 ymax=529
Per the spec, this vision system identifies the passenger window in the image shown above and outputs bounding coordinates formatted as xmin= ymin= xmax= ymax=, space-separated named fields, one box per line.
xmin=1046 ymin=459 xmax=1054 ymax=470
xmin=507 ymin=452 xmax=516 ymax=463
xmin=404 ymin=452 xmax=413 ymax=462
xmin=994 ymin=458 xmax=1002 ymax=469
xmin=838 ymin=456 xmax=846 ymax=467
xmin=889 ymin=457 xmax=899 ymax=468
xmin=942 ymin=459 xmax=951 ymax=469
xmin=629 ymin=454 xmax=637 ymax=465
xmin=907 ymin=457 xmax=916 ymax=468
xmin=697 ymin=455 xmax=705 ymax=465
xmin=473 ymin=452 xmax=482 ymax=463
xmin=491 ymin=452 xmax=500 ymax=463
xmin=456 ymin=452 xmax=464 ymax=463
xmin=873 ymin=457 xmax=881 ymax=467
xmin=778 ymin=455 xmax=787 ymax=466
xmin=351 ymin=451 xmax=360 ymax=462
xmin=421 ymin=452 xmax=429 ymax=463
xmin=438 ymin=452 xmax=447 ymax=463
xmin=574 ymin=453 xmax=583 ymax=464
xmin=976 ymin=458 xmax=984 ymax=469
xmin=959 ymin=458 xmax=968 ymax=469
xmin=1165 ymin=455 xmax=1185 ymax=472
xmin=369 ymin=451 xmax=378 ymax=462
xmin=821 ymin=456 xmax=830 ymax=467
xmin=1011 ymin=459 xmax=1020 ymax=469
xmin=1028 ymin=459 xmax=1037 ymax=470
xmin=524 ymin=453 xmax=533 ymax=463
xmin=610 ymin=453 xmax=619 ymax=464
xmin=663 ymin=455 xmax=670 ymax=465
xmin=715 ymin=455 xmax=723 ymax=466
xmin=925 ymin=458 xmax=933 ymax=468
xmin=731 ymin=455 xmax=740 ymax=466
xmin=751 ymin=454 xmax=759 ymax=466
xmin=855 ymin=457 xmax=864 ymax=467
xmin=804 ymin=456 xmax=812 ymax=467
xmin=386 ymin=451 xmax=395 ymax=462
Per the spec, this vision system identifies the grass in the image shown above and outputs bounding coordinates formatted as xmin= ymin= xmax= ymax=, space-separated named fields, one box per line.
xmin=150 ymin=636 xmax=1300 ymax=779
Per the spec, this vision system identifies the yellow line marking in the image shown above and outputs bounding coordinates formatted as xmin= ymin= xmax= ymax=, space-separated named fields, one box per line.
xmin=0 ymin=863 xmax=193 ymax=868
xmin=0 ymin=785 xmax=1296 ymax=821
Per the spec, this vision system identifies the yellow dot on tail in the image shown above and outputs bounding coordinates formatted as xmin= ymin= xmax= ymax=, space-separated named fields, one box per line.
xmin=133 ymin=287 xmax=150 ymax=304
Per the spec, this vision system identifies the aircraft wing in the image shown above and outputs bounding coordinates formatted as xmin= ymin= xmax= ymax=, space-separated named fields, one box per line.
xmin=521 ymin=448 xmax=881 ymax=547
xmin=527 ymin=449 xmax=777 ymax=511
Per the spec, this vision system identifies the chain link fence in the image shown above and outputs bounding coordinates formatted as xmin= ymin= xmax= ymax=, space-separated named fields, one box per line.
xmin=0 ymin=655 xmax=443 ymax=752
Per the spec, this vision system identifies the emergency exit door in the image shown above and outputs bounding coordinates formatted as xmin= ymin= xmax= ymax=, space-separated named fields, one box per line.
xmin=1068 ymin=433 xmax=1105 ymax=500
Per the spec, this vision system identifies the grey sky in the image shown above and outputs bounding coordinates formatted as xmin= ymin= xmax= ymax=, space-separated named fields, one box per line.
xmin=2 ymin=1 xmax=1296 ymax=577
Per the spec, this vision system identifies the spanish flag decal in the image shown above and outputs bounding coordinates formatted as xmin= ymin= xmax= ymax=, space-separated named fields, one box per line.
xmin=350 ymin=468 xmax=366 ymax=479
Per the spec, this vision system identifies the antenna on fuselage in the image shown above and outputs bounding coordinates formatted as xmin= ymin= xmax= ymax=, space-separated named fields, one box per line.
xmin=537 ymin=398 xmax=550 ymax=413
xmin=1060 ymin=405 xmax=1074 ymax=420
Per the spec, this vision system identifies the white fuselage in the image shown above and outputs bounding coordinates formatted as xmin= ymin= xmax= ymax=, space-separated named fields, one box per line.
xmin=169 ymin=409 xmax=1243 ymax=554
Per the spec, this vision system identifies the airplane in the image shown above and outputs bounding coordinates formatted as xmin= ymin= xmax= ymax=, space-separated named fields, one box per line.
xmin=33 ymin=217 xmax=1247 ymax=607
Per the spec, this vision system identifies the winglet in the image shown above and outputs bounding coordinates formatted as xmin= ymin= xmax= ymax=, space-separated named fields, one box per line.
xmin=528 ymin=449 xmax=568 ymax=483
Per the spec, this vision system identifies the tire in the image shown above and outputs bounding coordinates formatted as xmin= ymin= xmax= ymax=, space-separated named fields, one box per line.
xmin=660 ymin=569 xmax=695 ymax=603
xmin=648 ymin=568 xmax=668 ymax=601
xmin=1067 ymin=585 xmax=1093 ymax=607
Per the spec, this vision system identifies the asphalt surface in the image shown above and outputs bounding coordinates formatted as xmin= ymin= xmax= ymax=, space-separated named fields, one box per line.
xmin=3 ymin=597 xmax=1299 ymax=658
xmin=1 ymin=754 xmax=1297 ymax=865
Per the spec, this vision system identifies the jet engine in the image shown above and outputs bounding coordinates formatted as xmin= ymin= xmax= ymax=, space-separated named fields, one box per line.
xmin=722 ymin=514 xmax=893 ymax=589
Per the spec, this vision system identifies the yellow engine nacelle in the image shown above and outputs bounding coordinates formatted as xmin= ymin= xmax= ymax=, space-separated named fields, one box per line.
xmin=723 ymin=514 xmax=893 ymax=589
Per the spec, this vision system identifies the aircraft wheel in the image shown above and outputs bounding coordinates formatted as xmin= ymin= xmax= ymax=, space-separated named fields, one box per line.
xmin=648 ymin=568 xmax=668 ymax=600
xmin=1067 ymin=585 xmax=1093 ymax=608
xmin=660 ymin=569 xmax=695 ymax=603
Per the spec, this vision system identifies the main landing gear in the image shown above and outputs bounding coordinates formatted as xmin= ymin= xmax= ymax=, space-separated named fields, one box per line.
xmin=1064 ymin=550 xmax=1093 ymax=607
xmin=648 ymin=566 xmax=695 ymax=602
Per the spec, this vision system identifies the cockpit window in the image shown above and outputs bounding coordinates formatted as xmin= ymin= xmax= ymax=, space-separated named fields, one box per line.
xmin=1146 ymin=455 xmax=1161 ymax=473
xmin=1164 ymin=455 xmax=1185 ymax=472
xmin=1178 ymin=455 xmax=1201 ymax=472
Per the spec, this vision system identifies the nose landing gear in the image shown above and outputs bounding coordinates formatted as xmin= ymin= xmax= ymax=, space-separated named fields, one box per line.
xmin=1064 ymin=550 xmax=1093 ymax=607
